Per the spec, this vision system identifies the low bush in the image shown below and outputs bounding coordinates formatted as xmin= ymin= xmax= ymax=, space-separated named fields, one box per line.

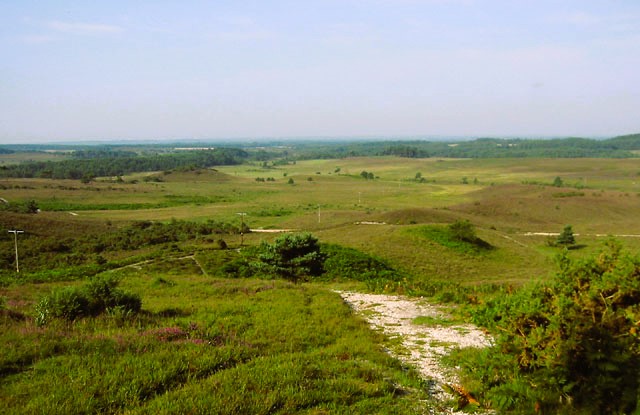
xmin=35 ymin=276 xmax=141 ymax=326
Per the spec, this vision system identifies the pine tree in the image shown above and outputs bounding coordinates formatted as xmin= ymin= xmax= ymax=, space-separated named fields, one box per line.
xmin=556 ymin=224 xmax=575 ymax=246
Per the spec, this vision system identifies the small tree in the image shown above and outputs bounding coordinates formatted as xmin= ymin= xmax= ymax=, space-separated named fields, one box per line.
xmin=556 ymin=224 xmax=575 ymax=246
xmin=24 ymin=200 xmax=39 ymax=214
xmin=553 ymin=176 xmax=564 ymax=187
xmin=257 ymin=233 xmax=325 ymax=283
xmin=448 ymin=220 xmax=477 ymax=243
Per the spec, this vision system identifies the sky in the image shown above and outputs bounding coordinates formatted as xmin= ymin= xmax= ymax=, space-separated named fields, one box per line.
xmin=1 ymin=0 xmax=639 ymax=144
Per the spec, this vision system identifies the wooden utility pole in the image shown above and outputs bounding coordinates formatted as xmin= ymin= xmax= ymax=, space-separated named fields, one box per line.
xmin=7 ymin=230 xmax=24 ymax=273
xmin=236 ymin=213 xmax=247 ymax=246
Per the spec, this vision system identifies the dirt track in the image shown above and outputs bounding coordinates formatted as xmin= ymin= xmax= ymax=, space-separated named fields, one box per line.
xmin=338 ymin=291 xmax=491 ymax=413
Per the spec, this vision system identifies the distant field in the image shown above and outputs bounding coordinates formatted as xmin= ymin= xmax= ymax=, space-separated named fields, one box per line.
xmin=3 ymin=156 xmax=640 ymax=285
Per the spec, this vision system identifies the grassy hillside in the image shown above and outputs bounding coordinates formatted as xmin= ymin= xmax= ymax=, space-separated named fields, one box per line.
xmin=2 ymin=154 xmax=640 ymax=412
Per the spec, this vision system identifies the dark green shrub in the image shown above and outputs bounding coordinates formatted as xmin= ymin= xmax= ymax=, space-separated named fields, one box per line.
xmin=321 ymin=244 xmax=403 ymax=282
xmin=556 ymin=224 xmax=576 ymax=246
xmin=256 ymin=233 xmax=325 ymax=283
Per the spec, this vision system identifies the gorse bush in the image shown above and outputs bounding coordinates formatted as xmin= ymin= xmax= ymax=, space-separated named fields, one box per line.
xmin=467 ymin=241 xmax=640 ymax=414
xmin=35 ymin=276 xmax=141 ymax=325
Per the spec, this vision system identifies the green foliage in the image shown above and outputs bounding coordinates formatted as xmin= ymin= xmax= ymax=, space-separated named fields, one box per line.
xmin=35 ymin=276 xmax=141 ymax=325
xmin=553 ymin=176 xmax=564 ymax=187
xmin=0 ymin=199 xmax=39 ymax=214
xmin=414 ymin=223 xmax=492 ymax=255
xmin=360 ymin=170 xmax=375 ymax=180
xmin=287 ymin=135 xmax=640 ymax=160
xmin=556 ymin=224 xmax=576 ymax=246
xmin=321 ymin=243 xmax=404 ymax=282
xmin=448 ymin=220 xmax=477 ymax=243
xmin=381 ymin=144 xmax=428 ymax=158
xmin=256 ymin=233 xmax=325 ymax=283
xmin=467 ymin=242 xmax=640 ymax=414
xmin=217 ymin=242 xmax=410 ymax=288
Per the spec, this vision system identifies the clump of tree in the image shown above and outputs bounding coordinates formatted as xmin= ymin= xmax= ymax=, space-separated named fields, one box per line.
xmin=467 ymin=241 xmax=640 ymax=414
xmin=360 ymin=171 xmax=375 ymax=180
xmin=72 ymin=149 xmax=137 ymax=159
xmin=380 ymin=144 xmax=428 ymax=158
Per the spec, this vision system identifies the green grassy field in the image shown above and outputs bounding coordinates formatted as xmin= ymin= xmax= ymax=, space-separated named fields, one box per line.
xmin=2 ymin=155 xmax=640 ymax=413
xmin=4 ymin=157 xmax=640 ymax=282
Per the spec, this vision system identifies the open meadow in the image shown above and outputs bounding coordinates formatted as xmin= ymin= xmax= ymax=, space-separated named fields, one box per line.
xmin=2 ymin=152 xmax=640 ymax=413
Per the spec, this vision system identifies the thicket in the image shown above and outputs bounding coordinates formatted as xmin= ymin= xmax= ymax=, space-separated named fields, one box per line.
xmin=465 ymin=242 xmax=640 ymax=414
xmin=0 ymin=199 xmax=39 ymax=214
xmin=34 ymin=276 xmax=141 ymax=325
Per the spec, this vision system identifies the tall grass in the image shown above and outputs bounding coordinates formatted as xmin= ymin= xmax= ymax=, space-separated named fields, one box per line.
xmin=0 ymin=275 xmax=432 ymax=414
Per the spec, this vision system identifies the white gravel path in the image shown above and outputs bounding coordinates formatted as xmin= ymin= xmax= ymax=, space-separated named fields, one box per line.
xmin=337 ymin=291 xmax=491 ymax=413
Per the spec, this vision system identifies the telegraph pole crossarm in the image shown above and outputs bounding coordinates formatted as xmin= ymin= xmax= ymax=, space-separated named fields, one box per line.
xmin=7 ymin=230 xmax=24 ymax=274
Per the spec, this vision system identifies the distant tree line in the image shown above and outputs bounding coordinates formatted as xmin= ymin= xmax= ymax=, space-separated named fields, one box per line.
xmin=0 ymin=148 xmax=248 ymax=179
xmin=71 ymin=149 xmax=138 ymax=159
xmin=288 ymin=134 xmax=640 ymax=160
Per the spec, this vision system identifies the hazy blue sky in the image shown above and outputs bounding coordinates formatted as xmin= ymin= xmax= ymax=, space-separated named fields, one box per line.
xmin=1 ymin=1 xmax=639 ymax=143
